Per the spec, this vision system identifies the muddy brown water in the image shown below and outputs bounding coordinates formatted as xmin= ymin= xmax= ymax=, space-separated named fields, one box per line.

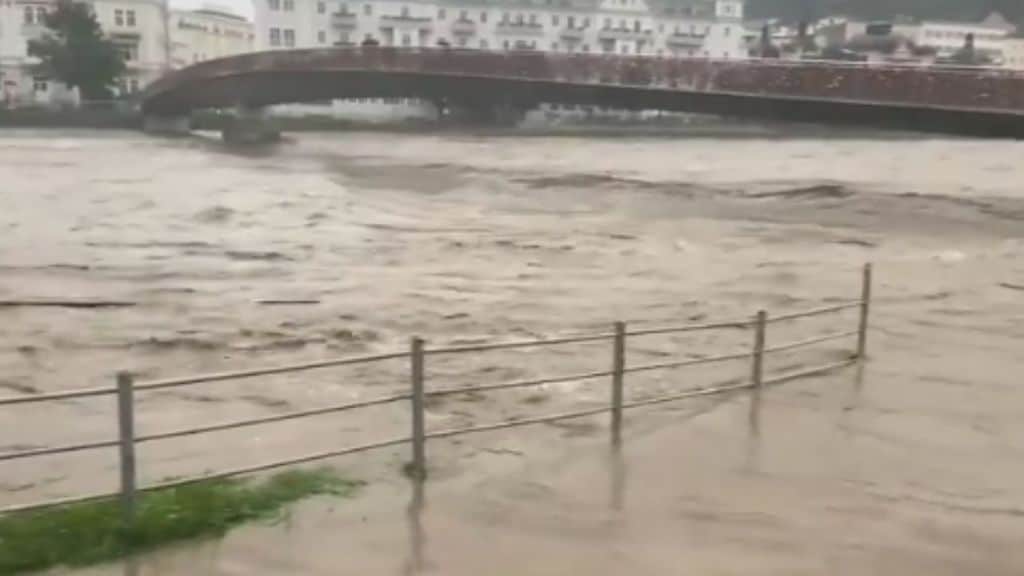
xmin=1 ymin=129 xmax=1023 ymax=574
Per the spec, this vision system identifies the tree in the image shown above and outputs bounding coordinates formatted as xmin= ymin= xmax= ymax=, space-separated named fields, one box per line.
xmin=28 ymin=0 xmax=125 ymax=100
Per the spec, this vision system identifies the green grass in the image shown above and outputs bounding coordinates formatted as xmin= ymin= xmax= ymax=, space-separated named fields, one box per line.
xmin=0 ymin=468 xmax=360 ymax=575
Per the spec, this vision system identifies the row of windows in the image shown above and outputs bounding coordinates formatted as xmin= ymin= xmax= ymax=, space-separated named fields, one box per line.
xmin=354 ymin=7 xmax=713 ymax=36
xmin=114 ymin=9 xmax=137 ymax=27
xmin=23 ymin=6 xmax=46 ymax=25
xmin=345 ymin=31 xmax=710 ymax=57
xmin=267 ymin=0 xmax=296 ymax=11
xmin=922 ymin=29 xmax=1004 ymax=41
xmin=268 ymin=27 xmax=297 ymax=46
xmin=298 ymin=1 xmax=714 ymax=34
xmin=116 ymin=44 xmax=138 ymax=61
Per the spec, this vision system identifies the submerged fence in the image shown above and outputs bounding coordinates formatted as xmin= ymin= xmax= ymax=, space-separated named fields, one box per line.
xmin=0 ymin=264 xmax=873 ymax=523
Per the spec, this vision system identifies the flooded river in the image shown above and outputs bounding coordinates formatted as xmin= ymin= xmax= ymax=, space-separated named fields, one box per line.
xmin=1 ymin=128 xmax=1023 ymax=574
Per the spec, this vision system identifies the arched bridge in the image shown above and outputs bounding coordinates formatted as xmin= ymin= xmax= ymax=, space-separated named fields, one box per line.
xmin=142 ymin=47 xmax=1024 ymax=137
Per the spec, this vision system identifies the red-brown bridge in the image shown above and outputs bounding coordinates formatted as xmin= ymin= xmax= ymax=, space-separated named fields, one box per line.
xmin=141 ymin=47 xmax=1024 ymax=137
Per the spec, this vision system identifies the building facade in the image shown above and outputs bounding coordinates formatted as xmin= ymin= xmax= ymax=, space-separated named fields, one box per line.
xmin=170 ymin=7 xmax=254 ymax=68
xmin=0 ymin=0 xmax=171 ymax=105
xmin=912 ymin=13 xmax=1016 ymax=59
xmin=253 ymin=0 xmax=746 ymax=59
xmin=1 ymin=0 xmax=254 ymax=107
xmin=1002 ymin=38 xmax=1024 ymax=69
xmin=91 ymin=0 xmax=172 ymax=93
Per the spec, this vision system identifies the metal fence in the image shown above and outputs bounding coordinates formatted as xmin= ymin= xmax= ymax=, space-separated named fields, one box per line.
xmin=0 ymin=264 xmax=873 ymax=523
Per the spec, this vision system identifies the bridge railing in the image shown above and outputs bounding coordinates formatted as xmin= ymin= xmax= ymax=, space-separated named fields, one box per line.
xmin=0 ymin=264 xmax=873 ymax=523
xmin=144 ymin=47 xmax=1024 ymax=115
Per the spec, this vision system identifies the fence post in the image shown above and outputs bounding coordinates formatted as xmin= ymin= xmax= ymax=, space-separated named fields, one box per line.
xmin=611 ymin=321 xmax=626 ymax=445
xmin=751 ymin=311 xmax=767 ymax=388
xmin=409 ymin=337 xmax=427 ymax=480
xmin=116 ymin=372 xmax=137 ymax=527
xmin=856 ymin=263 xmax=872 ymax=360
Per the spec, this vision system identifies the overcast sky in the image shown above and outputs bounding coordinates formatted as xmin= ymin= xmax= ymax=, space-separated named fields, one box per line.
xmin=173 ymin=0 xmax=256 ymax=20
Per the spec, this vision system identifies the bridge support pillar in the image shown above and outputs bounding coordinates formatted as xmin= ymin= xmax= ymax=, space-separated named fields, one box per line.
xmin=222 ymin=107 xmax=281 ymax=145
xmin=142 ymin=114 xmax=191 ymax=136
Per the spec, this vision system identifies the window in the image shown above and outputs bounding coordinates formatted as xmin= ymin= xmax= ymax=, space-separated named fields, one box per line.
xmin=438 ymin=8 xmax=446 ymax=19
xmin=723 ymin=26 xmax=730 ymax=36
xmin=114 ymin=9 xmax=124 ymax=26
xmin=269 ymin=27 xmax=281 ymax=46
xmin=503 ymin=39 xmax=509 ymax=49
xmin=552 ymin=14 xmax=559 ymax=26
xmin=582 ymin=43 xmax=589 ymax=52
xmin=480 ymin=39 xmax=488 ymax=49
xmin=35 ymin=6 xmax=46 ymax=22
xmin=318 ymin=30 xmax=326 ymax=43
xmin=317 ymin=1 xmax=325 ymax=13
xmin=117 ymin=45 xmax=137 ymax=61
xmin=401 ymin=33 xmax=411 ymax=46
xmin=283 ymin=0 xmax=294 ymax=10
xmin=567 ymin=15 xmax=575 ymax=28
xmin=459 ymin=10 xmax=467 ymax=20
xmin=550 ymin=41 xmax=558 ymax=50
xmin=268 ymin=0 xmax=280 ymax=10
xmin=457 ymin=37 xmax=466 ymax=47
xmin=401 ymin=6 xmax=409 ymax=17
xmin=126 ymin=10 xmax=136 ymax=26
xmin=501 ymin=12 xmax=508 ymax=23
xmin=129 ymin=78 xmax=140 ymax=93
xmin=480 ymin=11 xmax=487 ymax=22
xmin=363 ymin=4 xmax=371 ymax=15
xmin=603 ymin=18 xmax=610 ymax=29
xmin=515 ymin=13 xmax=523 ymax=24
xmin=33 ymin=78 xmax=48 ymax=92
xmin=528 ymin=13 xmax=537 ymax=25
xmin=283 ymin=28 xmax=295 ymax=46
xmin=24 ymin=6 xmax=33 ymax=23
xmin=633 ymin=19 xmax=640 ymax=31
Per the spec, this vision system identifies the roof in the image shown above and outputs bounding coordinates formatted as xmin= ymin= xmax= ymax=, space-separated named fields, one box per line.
xmin=191 ymin=8 xmax=249 ymax=22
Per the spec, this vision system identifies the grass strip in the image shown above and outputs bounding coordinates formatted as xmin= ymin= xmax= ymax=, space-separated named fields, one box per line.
xmin=0 ymin=468 xmax=360 ymax=574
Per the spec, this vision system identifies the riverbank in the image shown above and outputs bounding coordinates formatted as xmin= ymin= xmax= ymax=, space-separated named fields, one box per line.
xmin=0 ymin=107 xmax=930 ymax=140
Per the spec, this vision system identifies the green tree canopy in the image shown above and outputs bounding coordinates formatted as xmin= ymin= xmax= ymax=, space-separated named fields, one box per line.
xmin=28 ymin=0 xmax=126 ymax=100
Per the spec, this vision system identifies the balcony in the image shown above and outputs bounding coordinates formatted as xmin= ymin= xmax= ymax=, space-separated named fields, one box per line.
xmin=332 ymin=11 xmax=357 ymax=29
xmin=495 ymin=22 xmax=544 ymax=36
xmin=559 ymin=27 xmax=585 ymax=41
xmin=666 ymin=33 xmax=704 ymax=48
xmin=451 ymin=18 xmax=475 ymax=36
xmin=379 ymin=14 xmax=433 ymax=33
xmin=597 ymin=27 xmax=653 ymax=41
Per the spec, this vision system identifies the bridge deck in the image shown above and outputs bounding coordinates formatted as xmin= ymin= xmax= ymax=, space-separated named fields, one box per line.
xmin=142 ymin=48 xmax=1024 ymax=137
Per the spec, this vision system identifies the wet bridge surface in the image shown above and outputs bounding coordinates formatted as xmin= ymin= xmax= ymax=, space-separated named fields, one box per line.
xmin=142 ymin=47 xmax=1024 ymax=136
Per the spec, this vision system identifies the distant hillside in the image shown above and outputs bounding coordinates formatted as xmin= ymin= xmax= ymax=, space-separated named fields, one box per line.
xmin=745 ymin=0 xmax=1024 ymax=27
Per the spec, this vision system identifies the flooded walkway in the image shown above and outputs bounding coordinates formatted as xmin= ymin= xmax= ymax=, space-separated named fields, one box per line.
xmin=1 ymin=129 xmax=1022 ymax=574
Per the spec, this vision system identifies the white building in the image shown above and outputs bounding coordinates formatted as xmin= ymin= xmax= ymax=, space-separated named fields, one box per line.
xmin=910 ymin=12 xmax=1016 ymax=58
xmin=0 ymin=0 xmax=66 ymax=105
xmin=170 ymin=6 xmax=254 ymax=68
xmin=1002 ymin=38 xmax=1024 ymax=69
xmin=90 ymin=0 xmax=172 ymax=93
xmin=0 ymin=0 xmax=171 ymax=106
xmin=254 ymin=0 xmax=746 ymax=59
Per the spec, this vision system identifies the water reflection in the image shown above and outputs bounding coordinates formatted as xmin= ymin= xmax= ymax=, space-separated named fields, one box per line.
xmin=839 ymin=360 xmax=867 ymax=436
xmin=743 ymin=381 xmax=763 ymax=473
xmin=609 ymin=445 xmax=626 ymax=515
xmin=403 ymin=478 xmax=426 ymax=575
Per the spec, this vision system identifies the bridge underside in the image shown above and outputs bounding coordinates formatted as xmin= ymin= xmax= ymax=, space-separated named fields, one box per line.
xmin=144 ymin=70 xmax=1024 ymax=138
